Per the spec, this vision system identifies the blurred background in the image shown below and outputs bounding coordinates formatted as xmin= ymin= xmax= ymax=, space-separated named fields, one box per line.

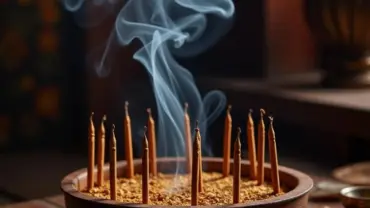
xmin=0 ymin=0 xmax=369 ymax=206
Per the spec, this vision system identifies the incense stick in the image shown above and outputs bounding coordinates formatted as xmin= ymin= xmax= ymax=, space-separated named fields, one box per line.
xmin=191 ymin=128 xmax=201 ymax=206
xmin=142 ymin=126 xmax=150 ymax=204
xmin=247 ymin=109 xmax=257 ymax=179
xmin=110 ymin=124 xmax=117 ymax=200
xmin=195 ymin=121 xmax=203 ymax=192
xmin=97 ymin=115 xmax=106 ymax=186
xmin=257 ymin=109 xmax=266 ymax=185
xmin=184 ymin=103 xmax=192 ymax=174
xmin=223 ymin=105 xmax=232 ymax=177
xmin=233 ymin=127 xmax=241 ymax=204
xmin=87 ymin=112 xmax=95 ymax=190
xmin=268 ymin=116 xmax=280 ymax=194
xmin=147 ymin=108 xmax=157 ymax=176
xmin=124 ymin=101 xmax=134 ymax=178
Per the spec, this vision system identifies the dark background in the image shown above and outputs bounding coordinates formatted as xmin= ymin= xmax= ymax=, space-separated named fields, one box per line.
xmin=0 ymin=0 xmax=267 ymax=154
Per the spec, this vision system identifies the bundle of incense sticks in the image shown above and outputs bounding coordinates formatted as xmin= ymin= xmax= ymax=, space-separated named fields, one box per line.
xmin=86 ymin=104 xmax=281 ymax=205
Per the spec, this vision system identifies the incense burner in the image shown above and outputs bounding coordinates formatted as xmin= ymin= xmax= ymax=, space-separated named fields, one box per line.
xmin=304 ymin=0 xmax=370 ymax=88
xmin=61 ymin=157 xmax=313 ymax=208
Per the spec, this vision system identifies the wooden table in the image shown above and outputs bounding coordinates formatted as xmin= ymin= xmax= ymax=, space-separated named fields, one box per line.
xmin=2 ymin=195 xmax=64 ymax=208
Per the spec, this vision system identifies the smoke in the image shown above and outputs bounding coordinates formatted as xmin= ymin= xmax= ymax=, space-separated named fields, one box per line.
xmin=62 ymin=0 xmax=234 ymax=170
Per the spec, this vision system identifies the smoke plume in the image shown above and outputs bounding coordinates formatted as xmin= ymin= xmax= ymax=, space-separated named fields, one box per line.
xmin=62 ymin=0 xmax=235 ymax=170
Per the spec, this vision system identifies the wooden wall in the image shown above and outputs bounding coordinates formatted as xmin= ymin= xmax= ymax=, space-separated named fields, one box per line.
xmin=266 ymin=0 xmax=316 ymax=75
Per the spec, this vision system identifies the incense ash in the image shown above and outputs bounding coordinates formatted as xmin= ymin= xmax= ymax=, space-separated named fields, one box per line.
xmin=84 ymin=172 xmax=285 ymax=206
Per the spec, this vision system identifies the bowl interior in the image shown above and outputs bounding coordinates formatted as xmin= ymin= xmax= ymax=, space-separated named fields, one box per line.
xmin=62 ymin=157 xmax=313 ymax=207
xmin=341 ymin=186 xmax=370 ymax=200
xmin=75 ymin=157 xmax=299 ymax=191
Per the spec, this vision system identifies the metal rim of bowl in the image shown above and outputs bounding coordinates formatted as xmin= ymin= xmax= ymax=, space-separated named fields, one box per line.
xmin=340 ymin=186 xmax=370 ymax=200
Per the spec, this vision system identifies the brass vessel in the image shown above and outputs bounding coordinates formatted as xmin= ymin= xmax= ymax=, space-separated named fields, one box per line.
xmin=304 ymin=0 xmax=370 ymax=87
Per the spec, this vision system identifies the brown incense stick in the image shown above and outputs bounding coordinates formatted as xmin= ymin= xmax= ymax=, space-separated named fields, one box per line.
xmin=124 ymin=101 xmax=134 ymax=178
xmin=268 ymin=116 xmax=280 ymax=194
xmin=247 ymin=109 xmax=257 ymax=179
xmin=223 ymin=105 xmax=232 ymax=177
xmin=87 ymin=112 xmax=95 ymax=190
xmin=257 ymin=109 xmax=266 ymax=185
xmin=184 ymin=103 xmax=192 ymax=174
xmin=191 ymin=128 xmax=201 ymax=206
xmin=147 ymin=108 xmax=157 ymax=176
xmin=110 ymin=124 xmax=117 ymax=200
xmin=233 ymin=127 xmax=242 ymax=204
xmin=142 ymin=126 xmax=149 ymax=204
xmin=97 ymin=115 xmax=106 ymax=186
xmin=195 ymin=121 xmax=203 ymax=192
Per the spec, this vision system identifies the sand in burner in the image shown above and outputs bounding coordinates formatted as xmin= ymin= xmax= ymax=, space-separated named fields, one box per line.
xmin=84 ymin=172 xmax=286 ymax=206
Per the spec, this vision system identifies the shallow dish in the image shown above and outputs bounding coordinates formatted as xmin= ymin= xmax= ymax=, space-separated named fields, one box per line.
xmin=340 ymin=186 xmax=370 ymax=208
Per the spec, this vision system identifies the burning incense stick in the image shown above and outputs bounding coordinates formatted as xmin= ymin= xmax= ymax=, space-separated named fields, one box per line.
xmin=124 ymin=101 xmax=134 ymax=178
xmin=268 ymin=116 xmax=280 ymax=194
xmin=97 ymin=115 xmax=106 ymax=186
xmin=195 ymin=121 xmax=203 ymax=192
xmin=233 ymin=127 xmax=242 ymax=204
xmin=223 ymin=105 xmax=232 ymax=177
xmin=87 ymin=112 xmax=95 ymax=190
xmin=147 ymin=108 xmax=157 ymax=176
xmin=184 ymin=103 xmax=192 ymax=174
xmin=142 ymin=127 xmax=150 ymax=204
xmin=257 ymin=109 xmax=266 ymax=185
xmin=247 ymin=109 xmax=257 ymax=180
xmin=110 ymin=124 xmax=117 ymax=200
xmin=191 ymin=128 xmax=201 ymax=206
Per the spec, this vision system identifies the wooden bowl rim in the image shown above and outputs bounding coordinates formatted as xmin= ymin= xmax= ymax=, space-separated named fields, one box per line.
xmin=61 ymin=157 xmax=313 ymax=207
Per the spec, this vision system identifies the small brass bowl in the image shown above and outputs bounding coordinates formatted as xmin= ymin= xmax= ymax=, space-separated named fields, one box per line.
xmin=340 ymin=186 xmax=370 ymax=208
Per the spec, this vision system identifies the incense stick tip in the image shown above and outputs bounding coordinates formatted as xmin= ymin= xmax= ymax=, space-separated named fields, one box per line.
xmin=249 ymin=109 xmax=253 ymax=114
xmin=143 ymin=135 xmax=148 ymax=147
xmin=184 ymin=102 xmax=188 ymax=111
xmin=235 ymin=130 xmax=241 ymax=149
xmin=227 ymin=105 xmax=232 ymax=112
xmin=146 ymin=108 xmax=151 ymax=115
xmin=144 ymin=126 xmax=148 ymax=139
xmin=124 ymin=101 xmax=129 ymax=112
xmin=237 ymin=127 xmax=241 ymax=134
xmin=89 ymin=112 xmax=95 ymax=135
xmin=195 ymin=120 xmax=199 ymax=128
xmin=268 ymin=116 xmax=276 ymax=140
xmin=268 ymin=115 xmax=274 ymax=123
xmin=260 ymin=108 xmax=265 ymax=115
xmin=193 ymin=132 xmax=201 ymax=149
xmin=102 ymin=114 xmax=107 ymax=121
xmin=235 ymin=135 xmax=241 ymax=146
xmin=112 ymin=124 xmax=115 ymax=131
